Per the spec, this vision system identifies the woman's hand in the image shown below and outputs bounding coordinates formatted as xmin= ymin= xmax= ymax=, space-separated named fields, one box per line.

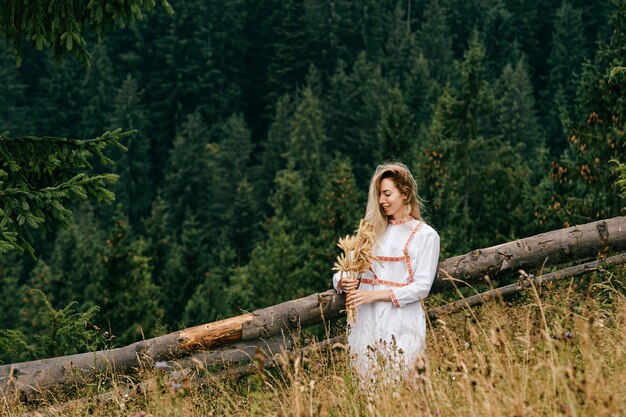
xmin=340 ymin=277 xmax=359 ymax=292
xmin=346 ymin=290 xmax=391 ymax=307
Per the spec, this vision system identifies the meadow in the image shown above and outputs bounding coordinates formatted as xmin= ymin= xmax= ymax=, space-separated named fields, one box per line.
xmin=3 ymin=267 xmax=624 ymax=417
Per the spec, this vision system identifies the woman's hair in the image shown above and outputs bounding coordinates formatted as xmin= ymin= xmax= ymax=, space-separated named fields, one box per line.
xmin=364 ymin=162 xmax=424 ymax=241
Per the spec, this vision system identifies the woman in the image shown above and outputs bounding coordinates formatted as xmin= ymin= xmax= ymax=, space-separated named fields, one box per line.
xmin=333 ymin=162 xmax=440 ymax=380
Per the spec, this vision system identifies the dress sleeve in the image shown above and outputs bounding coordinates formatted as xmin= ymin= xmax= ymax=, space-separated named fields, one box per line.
xmin=388 ymin=228 xmax=440 ymax=308
xmin=333 ymin=271 xmax=343 ymax=293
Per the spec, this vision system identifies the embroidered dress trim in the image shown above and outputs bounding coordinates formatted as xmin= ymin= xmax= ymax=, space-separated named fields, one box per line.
xmin=403 ymin=221 xmax=424 ymax=282
xmin=364 ymin=220 xmax=425 ymax=307
xmin=388 ymin=289 xmax=400 ymax=307
xmin=373 ymin=255 xmax=408 ymax=262
xmin=388 ymin=215 xmax=415 ymax=225
xmin=361 ymin=277 xmax=408 ymax=288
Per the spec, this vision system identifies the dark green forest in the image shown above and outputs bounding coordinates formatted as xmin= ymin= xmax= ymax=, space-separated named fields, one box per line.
xmin=1 ymin=0 xmax=625 ymax=364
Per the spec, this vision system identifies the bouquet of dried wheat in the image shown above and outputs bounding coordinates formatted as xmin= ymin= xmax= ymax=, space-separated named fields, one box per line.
xmin=333 ymin=219 xmax=376 ymax=325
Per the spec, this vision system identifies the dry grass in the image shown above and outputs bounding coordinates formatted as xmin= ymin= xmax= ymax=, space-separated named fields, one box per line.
xmin=3 ymin=271 xmax=626 ymax=417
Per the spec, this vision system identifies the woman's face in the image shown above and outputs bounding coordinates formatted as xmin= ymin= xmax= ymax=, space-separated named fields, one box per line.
xmin=378 ymin=178 xmax=408 ymax=220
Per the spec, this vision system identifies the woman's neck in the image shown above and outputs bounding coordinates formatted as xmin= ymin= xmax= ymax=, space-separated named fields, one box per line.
xmin=388 ymin=214 xmax=414 ymax=225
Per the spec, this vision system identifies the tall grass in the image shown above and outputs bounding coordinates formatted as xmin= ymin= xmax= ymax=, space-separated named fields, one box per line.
xmin=3 ymin=270 xmax=625 ymax=416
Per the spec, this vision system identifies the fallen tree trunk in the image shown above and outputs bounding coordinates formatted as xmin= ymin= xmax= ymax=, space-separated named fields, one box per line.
xmin=428 ymin=252 xmax=626 ymax=319
xmin=25 ymin=335 xmax=343 ymax=416
xmin=0 ymin=291 xmax=345 ymax=401
xmin=434 ymin=216 xmax=626 ymax=292
xmin=12 ymin=251 xmax=626 ymax=406
xmin=26 ymin=249 xmax=626 ymax=413
xmin=2 ymin=216 xmax=625 ymax=400
xmin=186 ymin=253 xmax=626 ymax=376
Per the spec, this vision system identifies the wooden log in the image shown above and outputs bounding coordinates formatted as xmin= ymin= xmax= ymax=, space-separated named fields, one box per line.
xmin=206 ymin=335 xmax=346 ymax=380
xmin=0 ymin=332 xmax=183 ymax=402
xmin=177 ymin=313 xmax=255 ymax=351
xmin=434 ymin=216 xmax=626 ymax=292
xmin=0 ymin=292 xmax=345 ymax=401
xmin=24 ymin=245 xmax=624 ymax=417
xmin=2 ymin=216 xmax=625 ymax=400
xmin=23 ymin=336 xmax=335 ymax=416
xmin=428 ymin=252 xmax=626 ymax=319
xmin=175 ymin=334 xmax=293 ymax=371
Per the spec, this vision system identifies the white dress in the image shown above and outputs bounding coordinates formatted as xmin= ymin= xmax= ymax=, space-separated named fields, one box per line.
xmin=333 ymin=217 xmax=440 ymax=380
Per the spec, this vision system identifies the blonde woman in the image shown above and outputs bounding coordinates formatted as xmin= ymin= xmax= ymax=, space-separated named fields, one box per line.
xmin=333 ymin=162 xmax=440 ymax=380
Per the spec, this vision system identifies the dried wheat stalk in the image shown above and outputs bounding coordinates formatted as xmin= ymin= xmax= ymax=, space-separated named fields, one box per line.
xmin=332 ymin=220 xmax=376 ymax=324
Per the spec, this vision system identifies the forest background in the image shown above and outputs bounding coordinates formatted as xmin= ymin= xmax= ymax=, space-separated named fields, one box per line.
xmin=1 ymin=0 xmax=625 ymax=364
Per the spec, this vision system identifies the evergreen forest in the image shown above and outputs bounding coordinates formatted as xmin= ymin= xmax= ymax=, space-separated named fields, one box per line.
xmin=1 ymin=0 xmax=625 ymax=365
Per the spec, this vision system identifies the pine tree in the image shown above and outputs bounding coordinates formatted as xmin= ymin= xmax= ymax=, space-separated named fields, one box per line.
xmin=21 ymin=207 xmax=162 ymax=348
xmin=539 ymin=0 xmax=626 ymax=227
xmin=257 ymin=93 xmax=295 ymax=214
xmin=285 ymin=86 xmax=328 ymax=203
xmin=0 ymin=54 xmax=28 ymax=134
xmin=17 ymin=208 xmax=108 ymax=347
xmin=496 ymin=57 xmax=546 ymax=177
xmin=20 ymin=261 xmax=56 ymax=335
xmin=302 ymin=0 xmax=361 ymax=74
xmin=405 ymin=52 xmax=440 ymax=132
xmin=213 ymin=114 xmax=254 ymax=192
xmin=0 ymin=2 xmax=165 ymax=255
xmin=238 ymin=84 xmax=330 ymax=307
xmin=355 ymin=0 xmax=387 ymax=63
xmin=108 ymin=75 xmax=153 ymax=229
xmin=266 ymin=0 xmax=312 ymax=104
xmin=181 ymin=241 xmax=232 ymax=326
xmin=543 ymin=1 xmax=587 ymax=151
xmin=547 ymin=1 xmax=586 ymax=102
xmin=160 ymin=212 xmax=209 ymax=327
xmin=241 ymin=0 xmax=281 ymax=134
xmin=324 ymin=60 xmax=353 ymax=157
xmin=325 ymin=53 xmax=388 ymax=187
xmin=0 ymin=251 xmax=26 ymax=330
xmin=79 ymin=45 xmax=117 ymax=139
xmin=481 ymin=0 xmax=517 ymax=78
xmin=32 ymin=58 xmax=86 ymax=137
xmin=2 ymin=283 xmax=102 ymax=363
xmin=418 ymin=33 xmax=531 ymax=254
xmin=443 ymin=0 xmax=485 ymax=57
xmin=313 ymin=158 xmax=363 ymax=282
xmin=505 ymin=0 xmax=543 ymax=77
xmin=227 ymin=179 xmax=262 ymax=266
xmin=41 ymin=207 xmax=106 ymax=309
xmin=160 ymin=112 xmax=212 ymax=232
xmin=378 ymin=86 xmax=417 ymax=162
xmin=194 ymin=0 xmax=247 ymax=126
xmin=143 ymin=196 xmax=172 ymax=314
xmin=15 ymin=209 xmax=155 ymax=345
xmin=417 ymin=0 xmax=455 ymax=84
xmin=0 ymin=0 xmax=172 ymax=65
xmin=97 ymin=212 xmax=162 ymax=343
xmin=382 ymin=2 xmax=418 ymax=85
xmin=243 ymin=170 xmax=314 ymax=308
xmin=135 ymin=0 xmax=245 ymax=186
xmin=203 ymin=113 xmax=255 ymax=249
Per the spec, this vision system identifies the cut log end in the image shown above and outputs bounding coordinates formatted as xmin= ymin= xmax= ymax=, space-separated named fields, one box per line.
xmin=177 ymin=313 xmax=255 ymax=351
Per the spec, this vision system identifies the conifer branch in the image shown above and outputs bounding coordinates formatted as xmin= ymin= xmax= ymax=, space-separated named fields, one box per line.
xmin=1 ymin=1 xmax=174 ymax=66
xmin=0 ymin=130 xmax=130 ymax=256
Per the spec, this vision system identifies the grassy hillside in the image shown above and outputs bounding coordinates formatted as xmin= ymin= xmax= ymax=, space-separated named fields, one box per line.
xmin=3 ymin=267 xmax=625 ymax=416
